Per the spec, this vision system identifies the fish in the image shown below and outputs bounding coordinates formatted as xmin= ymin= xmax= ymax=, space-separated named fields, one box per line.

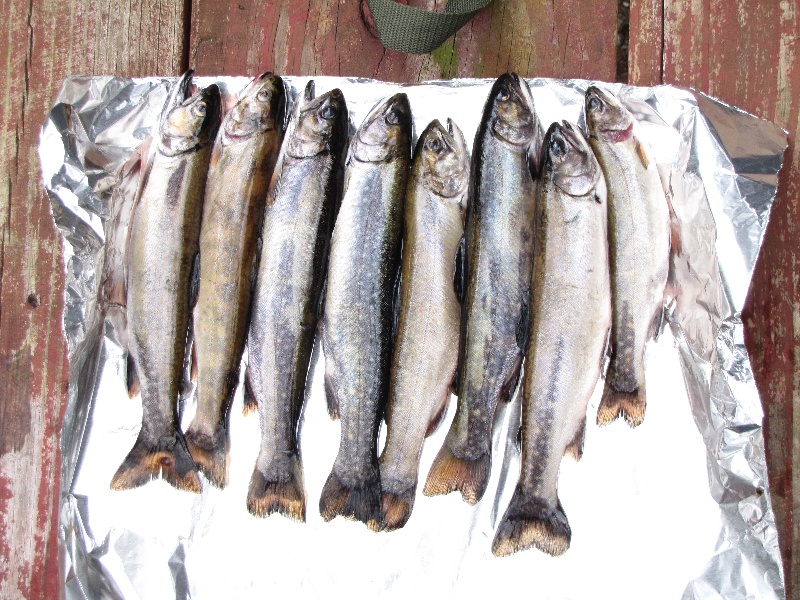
xmin=319 ymin=93 xmax=412 ymax=530
xmin=246 ymin=83 xmax=348 ymax=521
xmin=424 ymin=73 xmax=542 ymax=505
xmin=379 ymin=118 xmax=469 ymax=531
xmin=492 ymin=121 xmax=611 ymax=557
xmin=584 ymin=86 xmax=670 ymax=428
xmin=184 ymin=72 xmax=286 ymax=488
xmin=110 ymin=72 xmax=221 ymax=492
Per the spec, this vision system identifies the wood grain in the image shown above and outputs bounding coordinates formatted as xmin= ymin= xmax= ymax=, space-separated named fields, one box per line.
xmin=189 ymin=0 xmax=619 ymax=81
xmin=0 ymin=0 xmax=186 ymax=597
xmin=630 ymin=0 xmax=799 ymax=597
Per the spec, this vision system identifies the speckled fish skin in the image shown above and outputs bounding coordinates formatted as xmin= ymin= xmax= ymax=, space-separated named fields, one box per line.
xmin=492 ymin=121 xmax=611 ymax=558
xmin=245 ymin=85 xmax=348 ymax=522
xmin=319 ymin=93 xmax=411 ymax=531
xmin=424 ymin=73 xmax=542 ymax=505
xmin=585 ymin=86 xmax=670 ymax=428
xmin=379 ymin=119 xmax=469 ymax=531
xmin=110 ymin=73 xmax=221 ymax=493
xmin=184 ymin=73 xmax=285 ymax=489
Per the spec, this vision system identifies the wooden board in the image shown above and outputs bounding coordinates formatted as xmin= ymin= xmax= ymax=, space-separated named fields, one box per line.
xmin=0 ymin=0 xmax=187 ymax=597
xmin=630 ymin=0 xmax=799 ymax=597
xmin=189 ymin=0 xmax=619 ymax=81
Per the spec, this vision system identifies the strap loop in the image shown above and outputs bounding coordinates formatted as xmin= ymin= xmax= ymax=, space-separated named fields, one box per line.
xmin=365 ymin=0 xmax=492 ymax=54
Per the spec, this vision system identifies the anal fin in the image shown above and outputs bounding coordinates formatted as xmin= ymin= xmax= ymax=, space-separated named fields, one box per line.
xmin=243 ymin=367 xmax=258 ymax=416
xmin=126 ymin=354 xmax=140 ymax=399
xmin=564 ymin=416 xmax=586 ymax=461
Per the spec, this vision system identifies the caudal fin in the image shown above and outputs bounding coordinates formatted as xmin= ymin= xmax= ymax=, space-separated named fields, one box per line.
xmin=184 ymin=427 xmax=230 ymax=489
xmin=247 ymin=456 xmax=306 ymax=522
xmin=380 ymin=484 xmax=416 ymax=531
xmin=110 ymin=429 xmax=201 ymax=493
xmin=492 ymin=490 xmax=571 ymax=557
xmin=319 ymin=470 xmax=381 ymax=531
xmin=596 ymin=381 xmax=646 ymax=427
xmin=422 ymin=443 xmax=489 ymax=505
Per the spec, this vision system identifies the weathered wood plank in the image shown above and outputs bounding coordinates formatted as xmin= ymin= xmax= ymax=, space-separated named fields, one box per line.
xmin=628 ymin=0 xmax=662 ymax=86
xmin=0 ymin=0 xmax=186 ymax=596
xmin=190 ymin=0 xmax=619 ymax=82
xmin=630 ymin=0 xmax=800 ymax=597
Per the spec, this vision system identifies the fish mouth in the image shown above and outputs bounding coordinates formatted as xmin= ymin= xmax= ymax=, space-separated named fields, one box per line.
xmin=301 ymin=87 xmax=345 ymax=116
xmin=160 ymin=70 xmax=194 ymax=130
xmin=559 ymin=120 xmax=586 ymax=152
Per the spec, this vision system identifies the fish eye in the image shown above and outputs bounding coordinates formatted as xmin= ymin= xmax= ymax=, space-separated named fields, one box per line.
xmin=320 ymin=104 xmax=336 ymax=120
xmin=257 ymin=88 xmax=271 ymax=102
xmin=550 ymin=137 xmax=567 ymax=157
xmin=497 ymin=88 xmax=510 ymax=101
xmin=588 ymin=96 xmax=603 ymax=112
xmin=427 ymin=137 xmax=442 ymax=153
xmin=385 ymin=110 xmax=400 ymax=126
xmin=193 ymin=102 xmax=207 ymax=116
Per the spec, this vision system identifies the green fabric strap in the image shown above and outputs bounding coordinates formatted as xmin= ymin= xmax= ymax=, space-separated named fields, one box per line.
xmin=365 ymin=0 xmax=492 ymax=54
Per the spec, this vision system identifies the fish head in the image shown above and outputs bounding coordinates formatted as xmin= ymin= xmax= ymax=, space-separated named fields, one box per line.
xmin=489 ymin=73 xmax=536 ymax=147
xmin=223 ymin=72 xmax=285 ymax=141
xmin=352 ymin=93 xmax=412 ymax=163
xmin=544 ymin=121 xmax=602 ymax=198
xmin=287 ymin=88 xmax=348 ymax=159
xmin=160 ymin=80 xmax=221 ymax=156
xmin=584 ymin=86 xmax=634 ymax=143
xmin=416 ymin=118 xmax=470 ymax=200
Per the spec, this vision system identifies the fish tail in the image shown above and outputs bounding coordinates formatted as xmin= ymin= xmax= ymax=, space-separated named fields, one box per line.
xmin=247 ymin=455 xmax=306 ymax=522
xmin=422 ymin=443 xmax=489 ymax=505
xmin=184 ymin=426 xmax=230 ymax=489
xmin=110 ymin=429 xmax=201 ymax=493
xmin=380 ymin=484 xmax=416 ymax=531
xmin=319 ymin=470 xmax=382 ymax=531
xmin=491 ymin=490 xmax=571 ymax=557
xmin=597 ymin=381 xmax=646 ymax=427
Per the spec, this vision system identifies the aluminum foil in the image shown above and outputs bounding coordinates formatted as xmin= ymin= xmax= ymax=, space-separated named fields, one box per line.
xmin=39 ymin=75 xmax=788 ymax=600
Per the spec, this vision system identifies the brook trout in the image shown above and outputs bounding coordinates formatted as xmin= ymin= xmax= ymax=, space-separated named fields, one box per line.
xmin=379 ymin=119 xmax=469 ymax=530
xmin=184 ymin=73 xmax=285 ymax=488
xmin=246 ymin=83 xmax=348 ymax=521
xmin=424 ymin=73 xmax=542 ymax=505
xmin=585 ymin=86 xmax=670 ymax=427
xmin=319 ymin=93 xmax=411 ymax=530
xmin=492 ymin=121 xmax=610 ymax=557
xmin=111 ymin=72 xmax=221 ymax=492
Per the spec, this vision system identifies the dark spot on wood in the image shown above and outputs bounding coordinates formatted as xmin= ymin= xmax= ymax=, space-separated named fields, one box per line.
xmin=26 ymin=293 xmax=40 ymax=307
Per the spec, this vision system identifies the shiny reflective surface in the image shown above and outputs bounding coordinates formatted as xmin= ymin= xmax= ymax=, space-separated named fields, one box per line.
xmin=40 ymin=76 xmax=787 ymax=600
